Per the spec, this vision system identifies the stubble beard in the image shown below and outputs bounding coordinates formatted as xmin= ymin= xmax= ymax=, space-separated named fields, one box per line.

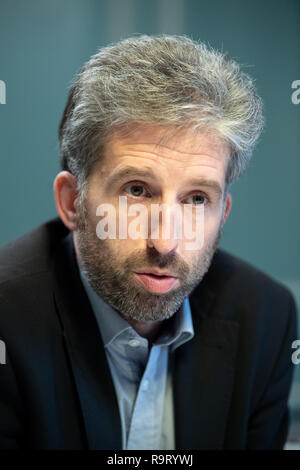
xmin=76 ymin=210 xmax=222 ymax=323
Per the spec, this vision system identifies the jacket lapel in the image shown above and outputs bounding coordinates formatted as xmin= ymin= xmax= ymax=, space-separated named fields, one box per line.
xmin=173 ymin=258 xmax=240 ymax=449
xmin=52 ymin=232 xmax=122 ymax=449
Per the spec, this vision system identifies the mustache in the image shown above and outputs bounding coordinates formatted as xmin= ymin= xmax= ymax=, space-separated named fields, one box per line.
xmin=123 ymin=248 xmax=190 ymax=278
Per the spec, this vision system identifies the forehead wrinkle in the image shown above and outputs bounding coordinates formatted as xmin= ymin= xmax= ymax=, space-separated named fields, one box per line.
xmin=108 ymin=123 xmax=230 ymax=163
xmin=153 ymin=142 xmax=225 ymax=161
xmin=113 ymin=148 xmax=223 ymax=165
xmin=177 ymin=163 xmax=219 ymax=170
xmin=106 ymin=154 xmax=222 ymax=179
xmin=122 ymin=142 xmax=221 ymax=157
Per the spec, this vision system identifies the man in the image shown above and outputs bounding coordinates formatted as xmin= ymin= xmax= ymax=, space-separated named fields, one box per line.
xmin=0 ymin=35 xmax=297 ymax=450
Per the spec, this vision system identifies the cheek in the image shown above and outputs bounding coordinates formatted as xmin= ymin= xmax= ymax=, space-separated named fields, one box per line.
xmin=203 ymin=215 xmax=221 ymax=239
xmin=178 ymin=206 xmax=221 ymax=251
xmin=107 ymin=237 xmax=145 ymax=257
xmin=203 ymin=204 xmax=224 ymax=233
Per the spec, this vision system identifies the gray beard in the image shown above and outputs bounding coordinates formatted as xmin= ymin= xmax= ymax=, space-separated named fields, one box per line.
xmin=76 ymin=220 xmax=222 ymax=323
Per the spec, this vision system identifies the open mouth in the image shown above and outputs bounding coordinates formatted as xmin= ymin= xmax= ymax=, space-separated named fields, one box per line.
xmin=133 ymin=272 xmax=179 ymax=293
xmin=144 ymin=273 xmax=168 ymax=278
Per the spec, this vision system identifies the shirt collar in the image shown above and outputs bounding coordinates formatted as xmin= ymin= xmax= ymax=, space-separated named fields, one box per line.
xmin=78 ymin=261 xmax=194 ymax=351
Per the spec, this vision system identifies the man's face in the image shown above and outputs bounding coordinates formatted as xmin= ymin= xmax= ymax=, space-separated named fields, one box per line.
xmin=74 ymin=125 xmax=230 ymax=323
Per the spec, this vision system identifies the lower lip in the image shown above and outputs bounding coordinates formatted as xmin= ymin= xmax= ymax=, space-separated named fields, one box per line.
xmin=134 ymin=273 xmax=179 ymax=293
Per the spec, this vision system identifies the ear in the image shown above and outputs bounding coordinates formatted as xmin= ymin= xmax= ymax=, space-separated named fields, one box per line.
xmin=221 ymin=192 xmax=232 ymax=227
xmin=53 ymin=171 xmax=79 ymax=231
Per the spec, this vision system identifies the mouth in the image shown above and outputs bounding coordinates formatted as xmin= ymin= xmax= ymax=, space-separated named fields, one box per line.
xmin=133 ymin=270 xmax=179 ymax=294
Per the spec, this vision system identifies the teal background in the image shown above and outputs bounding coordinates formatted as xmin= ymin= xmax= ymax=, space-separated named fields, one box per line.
xmin=0 ymin=0 xmax=299 ymax=444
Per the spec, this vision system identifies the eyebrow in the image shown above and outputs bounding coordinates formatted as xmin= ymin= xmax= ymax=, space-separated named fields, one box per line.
xmin=107 ymin=165 xmax=223 ymax=198
xmin=107 ymin=166 xmax=157 ymax=187
xmin=187 ymin=178 xmax=223 ymax=198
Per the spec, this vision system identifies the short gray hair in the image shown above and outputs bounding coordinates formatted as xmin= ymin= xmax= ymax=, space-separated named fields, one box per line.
xmin=59 ymin=34 xmax=264 ymax=199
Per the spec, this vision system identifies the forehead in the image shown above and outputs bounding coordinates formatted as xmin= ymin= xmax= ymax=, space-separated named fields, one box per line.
xmin=107 ymin=124 xmax=228 ymax=156
xmin=96 ymin=125 xmax=230 ymax=186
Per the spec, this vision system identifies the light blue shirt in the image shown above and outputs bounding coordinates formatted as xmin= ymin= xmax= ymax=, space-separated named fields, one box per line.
xmin=79 ymin=267 xmax=194 ymax=450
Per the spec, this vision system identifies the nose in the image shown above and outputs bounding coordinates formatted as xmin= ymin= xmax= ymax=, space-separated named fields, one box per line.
xmin=146 ymin=202 xmax=180 ymax=255
xmin=147 ymin=236 xmax=178 ymax=255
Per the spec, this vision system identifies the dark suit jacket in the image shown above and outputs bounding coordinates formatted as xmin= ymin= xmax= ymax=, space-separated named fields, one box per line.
xmin=0 ymin=217 xmax=297 ymax=449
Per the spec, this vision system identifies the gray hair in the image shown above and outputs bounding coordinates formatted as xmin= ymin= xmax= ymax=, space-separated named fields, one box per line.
xmin=59 ymin=34 xmax=264 ymax=201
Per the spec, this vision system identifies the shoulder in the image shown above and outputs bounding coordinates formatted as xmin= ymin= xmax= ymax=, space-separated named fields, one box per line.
xmin=0 ymin=217 xmax=70 ymax=325
xmin=0 ymin=218 xmax=70 ymax=347
xmin=0 ymin=217 xmax=69 ymax=285
xmin=207 ymin=247 xmax=295 ymax=304
xmin=195 ymin=247 xmax=297 ymax=331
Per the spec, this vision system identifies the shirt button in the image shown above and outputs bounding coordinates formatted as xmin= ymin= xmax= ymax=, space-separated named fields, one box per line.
xmin=129 ymin=339 xmax=140 ymax=347
xmin=142 ymin=379 xmax=149 ymax=391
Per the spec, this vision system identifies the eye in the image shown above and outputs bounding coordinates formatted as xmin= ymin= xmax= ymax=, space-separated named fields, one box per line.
xmin=124 ymin=184 xmax=149 ymax=198
xmin=184 ymin=194 xmax=208 ymax=205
